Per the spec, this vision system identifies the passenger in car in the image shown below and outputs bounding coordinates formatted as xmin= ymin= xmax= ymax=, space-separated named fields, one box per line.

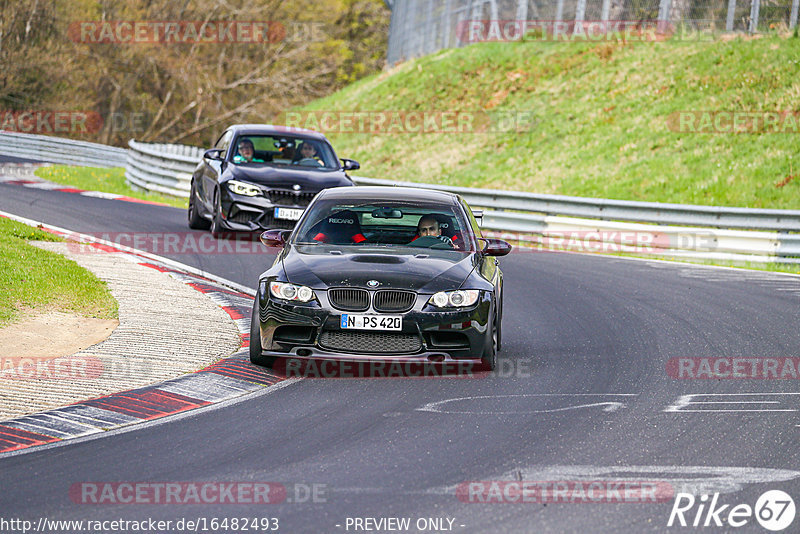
xmin=233 ymin=138 xmax=265 ymax=164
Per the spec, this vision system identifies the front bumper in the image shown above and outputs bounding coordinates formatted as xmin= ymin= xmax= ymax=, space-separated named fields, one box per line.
xmin=256 ymin=289 xmax=492 ymax=363
xmin=220 ymin=189 xmax=312 ymax=231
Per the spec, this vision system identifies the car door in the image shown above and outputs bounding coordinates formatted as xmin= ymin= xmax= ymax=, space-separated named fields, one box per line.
xmin=461 ymin=198 xmax=500 ymax=291
xmin=200 ymin=130 xmax=232 ymax=213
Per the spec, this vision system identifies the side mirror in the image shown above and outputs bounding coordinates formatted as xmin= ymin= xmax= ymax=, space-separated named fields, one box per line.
xmin=204 ymin=148 xmax=224 ymax=161
xmin=260 ymin=229 xmax=291 ymax=247
xmin=341 ymin=158 xmax=360 ymax=171
xmin=479 ymin=238 xmax=512 ymax=257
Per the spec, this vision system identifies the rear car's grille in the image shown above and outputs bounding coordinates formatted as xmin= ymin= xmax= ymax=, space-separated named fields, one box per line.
xmin=268 ymin=189 xmax=316 ymax=206
xmin=373 ymin=290 xmax=415 ymax=312
xmin=328 ymin=288 xmax=370 ymax=311
xmin=319 ymin=331 xmax=422 ymax=354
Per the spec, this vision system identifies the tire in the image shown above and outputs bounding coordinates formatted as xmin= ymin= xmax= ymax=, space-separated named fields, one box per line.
xmin=188 ymin=180 xmax=211 ymax=230
xmin=210 ymin=188 xmax=224 ymax=239
xmin=481 ymin=307 xmax=498 ymax=371
xmin=249 ymin=294 xmax=276 ymax=368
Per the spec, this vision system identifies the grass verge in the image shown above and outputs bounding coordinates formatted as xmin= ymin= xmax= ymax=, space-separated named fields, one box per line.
xmin=298 ymin=33 xmax=800 ymax=209
xmin=0 ymin=217 xmax=118 ymax=326
xmin=34 ymin=165 xmax=187 ymax=209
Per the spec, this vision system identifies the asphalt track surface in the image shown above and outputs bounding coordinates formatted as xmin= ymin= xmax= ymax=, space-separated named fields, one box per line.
xmin=2 ymin=171 xmax=800 ymax=533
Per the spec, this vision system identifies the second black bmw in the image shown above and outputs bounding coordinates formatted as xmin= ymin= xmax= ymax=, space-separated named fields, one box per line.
xmin=188 ymin=124 xmax=359 ymax=237
xmin=250 ymin=186 xmax=512 ymax=371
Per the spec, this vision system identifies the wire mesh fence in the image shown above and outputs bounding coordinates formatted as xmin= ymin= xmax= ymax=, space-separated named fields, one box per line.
xmin=386 ymin=0 xmax=800 ymax=64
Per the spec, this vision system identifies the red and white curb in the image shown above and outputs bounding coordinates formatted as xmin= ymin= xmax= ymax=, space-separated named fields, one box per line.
xmin=0 ymin=214 xmax=290 ymax=456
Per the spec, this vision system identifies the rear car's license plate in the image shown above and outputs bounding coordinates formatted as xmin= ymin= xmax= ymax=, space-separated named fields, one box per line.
xmin=274 ymin=207 xmax=304 ymax=220
xmin=340 ymin=314 xmax=402 ymax=331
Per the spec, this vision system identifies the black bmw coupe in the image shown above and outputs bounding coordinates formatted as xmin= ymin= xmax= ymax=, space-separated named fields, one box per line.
xmin=188 ymin=124 xmax=360 ymax=237
xmin=250 ymin=186 xmax=512 ymax=372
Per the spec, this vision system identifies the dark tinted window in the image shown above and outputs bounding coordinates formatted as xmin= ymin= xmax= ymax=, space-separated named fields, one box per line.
xmin=293 ymin=200 xmax=474 ymax=251
xmin=214 ymin=130 xmax=232 ymax=153
xmin=231 ymin=134 xmax=338 ymax=169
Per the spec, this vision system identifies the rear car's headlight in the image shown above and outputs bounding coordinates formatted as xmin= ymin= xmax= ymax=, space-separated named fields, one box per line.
xmin=269 ymin=282 xmax=315 ymax=302
xmin=429 ymin=290 xmax=480 ymax=308
xmin=227 ymin=180 xmax=261 ymax=196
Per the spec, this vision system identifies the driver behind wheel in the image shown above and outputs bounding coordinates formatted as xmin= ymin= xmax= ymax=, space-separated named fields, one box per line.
xmin=292 ymin=141 xmax=323 ymax=167
xmin=411 ymin=215 xmax=454 ymax=248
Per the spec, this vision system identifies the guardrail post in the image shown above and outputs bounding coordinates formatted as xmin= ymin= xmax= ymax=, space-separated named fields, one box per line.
xmin=658 ymin=0 xmax=673 ymax=25
xmin=574 ymin=0 xmax=587 ymax=32
xmin=516 ymin=0 xmax=528 ymax=21
xmin=423 ymin=0 xmax=434 ymax=55
xmin=791 ymin=0 xmax=799 ymax=29
xmin=601 ymin=0 xmax=611 ymax=22
xmin=386 ymin=0 xmax=401 ymax=64
xmin=749 ymin=0 xmax=760 ymax=33
xmin=441 ymin=0 xmax=452 ymax=48
xmin=726 ymin=0 xmax=737 ymax=31
xmin=556 ymin=0 xmax=565 ymax=23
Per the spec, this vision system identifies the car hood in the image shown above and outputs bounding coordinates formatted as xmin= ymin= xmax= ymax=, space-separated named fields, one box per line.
xmin=282 ymin=246 xmax=477 ymax=293
xmin=226 ymin=165 xmax=352 ymax=190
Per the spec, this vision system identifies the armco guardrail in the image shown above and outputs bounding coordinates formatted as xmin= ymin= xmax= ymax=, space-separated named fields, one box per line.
xmin=126 ymin=140 xmax=202 ymax=197
xmin=354 ymin=176 xmax=797 ymax=262
xmin=0 ymin=131 xmax=126 ymax=168
xmin=3 ymin=134 xmax=799 ymax=263
xmin=353 ymin=176 xmax=800 ymax=233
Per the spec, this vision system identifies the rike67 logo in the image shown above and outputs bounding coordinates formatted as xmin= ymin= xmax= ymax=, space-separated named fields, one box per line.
xmin=668 ymin=490 xmax=795 ymax=531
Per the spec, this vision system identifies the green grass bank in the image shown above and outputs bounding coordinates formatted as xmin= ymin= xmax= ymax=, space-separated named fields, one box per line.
xmin=0 ymin=217 xmax=118 ymax=325
xmin=299 ymin=34 xmax=800 ymax=209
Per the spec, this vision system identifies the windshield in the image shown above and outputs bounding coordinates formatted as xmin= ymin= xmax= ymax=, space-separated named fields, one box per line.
xmin=231 ymin=134 xmax=338 ymax=169
xmin=292 ymin=200 xmax=474 ymax=251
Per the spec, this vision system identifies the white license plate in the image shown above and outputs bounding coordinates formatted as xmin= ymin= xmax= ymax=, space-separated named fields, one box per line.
xmin=274 ymin=207 xmax=304 ymax=221
xmin=340 ymin=314 xmax=402 ymax=331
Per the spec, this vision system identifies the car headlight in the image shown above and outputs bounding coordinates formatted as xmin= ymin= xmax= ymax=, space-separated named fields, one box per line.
xmin=227 ymin=180 xmax=261 ymax=196
xmin=269 ymin=281 xmax=315 ymax=302
xmin=429 ymin=290 xmax=480 ymax=308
